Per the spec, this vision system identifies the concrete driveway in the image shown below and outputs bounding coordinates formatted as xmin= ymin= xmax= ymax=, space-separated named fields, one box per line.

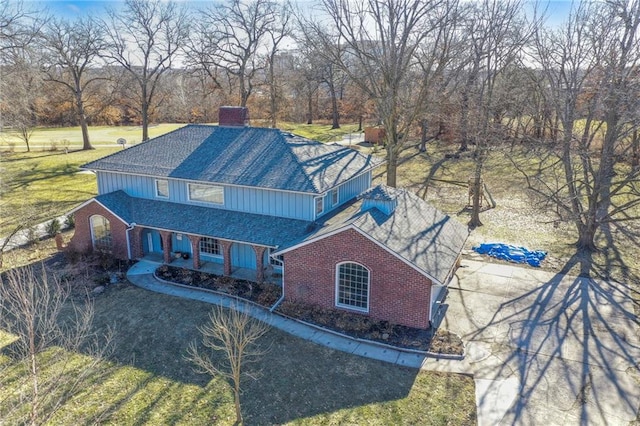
xmin=444 ymin=259 xmax=640 ymax=425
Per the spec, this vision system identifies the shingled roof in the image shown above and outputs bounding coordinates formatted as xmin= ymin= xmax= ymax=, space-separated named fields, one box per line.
xmin=83 ymin=125 xmax=383 ymax=194
xmin=91 ymin=191 xmax=312 ymax=247
xmin=275 ymin=185 xmax=469 ymax=285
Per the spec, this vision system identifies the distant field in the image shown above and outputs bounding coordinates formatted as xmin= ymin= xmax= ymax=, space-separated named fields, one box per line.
xmin=0 ymin=122 xmax=361 ymax=151
xmin=0 ymin=123 xmax=187 ymax=150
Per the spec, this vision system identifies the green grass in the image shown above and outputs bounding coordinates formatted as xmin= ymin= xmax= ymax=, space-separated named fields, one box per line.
xmin=279 ymin=122 xmax=361 ymax=142
xmin=0 ymin=278 xmax=476 ymax=425
xmin=0 ymin=123 xmax=187 ymax=150
xmin=0 ymin=148 xmax=120 ymax=233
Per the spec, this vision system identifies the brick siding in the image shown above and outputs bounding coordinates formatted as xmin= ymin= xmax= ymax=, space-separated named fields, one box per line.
xmin=67 ymin=201 xmax=130 ymax=260
xmin=284 ymin=228 xmax=432 ymax=329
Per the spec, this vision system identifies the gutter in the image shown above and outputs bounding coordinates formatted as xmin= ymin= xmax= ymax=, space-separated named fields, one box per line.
xmin=125 ymin=222 xmax=137 ymax=260
xmin=269 ymin=254 xmax=285 ymax=312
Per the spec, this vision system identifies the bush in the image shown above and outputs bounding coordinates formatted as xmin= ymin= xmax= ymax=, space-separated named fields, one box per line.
xmin=64 ymin=215 xmax=75 ymax=229
xmin=45 ymin=218 xmax=61 ymax=237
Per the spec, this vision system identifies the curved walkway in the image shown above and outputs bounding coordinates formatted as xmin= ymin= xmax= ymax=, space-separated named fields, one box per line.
xmin=126 ymin=259 xmax=532 ymax=425
xmin=127 ymin=260 xmax=461 ymax=369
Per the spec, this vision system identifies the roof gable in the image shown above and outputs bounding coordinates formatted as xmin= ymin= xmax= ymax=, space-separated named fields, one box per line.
xmin=83 ymin=125 xmax=382 ymax=194
xmin=276 ymin=185 xmax=469 ymax=284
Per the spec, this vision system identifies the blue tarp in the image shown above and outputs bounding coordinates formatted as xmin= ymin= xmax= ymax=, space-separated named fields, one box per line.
xmin=473 ymin=243 xmax=547 ymax=267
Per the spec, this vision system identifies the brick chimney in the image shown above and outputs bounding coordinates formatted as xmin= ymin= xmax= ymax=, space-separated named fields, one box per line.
xmin=219 ymin=106 xmax=250 ymax=127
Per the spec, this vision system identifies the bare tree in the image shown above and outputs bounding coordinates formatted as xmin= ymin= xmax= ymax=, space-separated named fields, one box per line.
xmin=186 ymin=304 xmax=270 ymax=425
xmin=102 ymin=0 xmax=188 ymax=141
xmin=0 ymin=0 xmax=43 ymax=52
xmin=40 ymin=17 xmax=107 ymax=150
xmin=519 ymin=0 xmax=640 ymax=252
xmin=305 ymin=0 xmax=446 ymax=187
xmin=0 ymin=265 xmax=112 ymax=425
xmin=455 ymin=0 xmax=531 ymax=227
xmin=265 ymin=2 xmax=292 ymax=127
xmin=1 ymin=46 xmax=43 ymax=151
xmin=192 ymin=0 xmax=281 ymax=108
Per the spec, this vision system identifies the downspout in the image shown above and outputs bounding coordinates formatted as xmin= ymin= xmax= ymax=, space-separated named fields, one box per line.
xmin=125 ymin=223 xmax=137 ymax=260
xmin=269 ymin=254 xmax=285 ymax=312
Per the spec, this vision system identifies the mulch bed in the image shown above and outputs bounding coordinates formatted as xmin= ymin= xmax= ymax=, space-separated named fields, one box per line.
xmin=155 ymin=265 xmax=282 ymax=307
xmin=276 ymin=301 xmax=464 ymax=355
xmin=155 ymin=265 xmax=464 ymax=355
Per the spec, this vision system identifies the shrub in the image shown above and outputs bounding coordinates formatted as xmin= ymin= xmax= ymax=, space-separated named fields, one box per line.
xmin=45 ymin=218 xmax=61 ymax=237
xmin=64 ymin=215 xmax=75 ymax=229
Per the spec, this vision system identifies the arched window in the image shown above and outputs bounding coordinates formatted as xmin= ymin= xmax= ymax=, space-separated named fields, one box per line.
xmin=336 ymin=262 xmax=370 ymax=312
xmin=90 ymin=215 xmax=112 ymax=253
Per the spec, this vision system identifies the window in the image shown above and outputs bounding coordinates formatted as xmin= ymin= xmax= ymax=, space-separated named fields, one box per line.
xmin=331 ymin=188 xmax=339 ymax=205
xmin=155 ymin=179 xmax=169 ymax=198
xmin=268 ymin=248 xmax=283 ymax=267
xmin=336 ymin=262 xmax=370 ymax=312
xmin=315 ymin=197 xmax=324 ymax=215
xmin=90 ymin=215 xmax=112 ymax=253
xmin=189 ymin=183 xmax=224 ymax=204
xmin=200 ymin=237 xmax=221 ymax=256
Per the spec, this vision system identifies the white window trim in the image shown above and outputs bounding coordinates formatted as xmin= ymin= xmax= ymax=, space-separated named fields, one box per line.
xmin=199 ymin=237 xmax=223 ymax=257
xmin=331 ymin=188 xmax=339 ymax=206
xmin=268 ymin=248 xmax=283 ymax=268
xmin=335 ymin=261 xmax=370 ymax=313
xmin=89 ymin=214 xmax=112 ymax=252
xmin=315 ymin=196 xmax=324 ymax=216
xmin=155 ymin=178 xmax=169 ymax=198
xmin=188 ymin=183 xmax=225 ymax=205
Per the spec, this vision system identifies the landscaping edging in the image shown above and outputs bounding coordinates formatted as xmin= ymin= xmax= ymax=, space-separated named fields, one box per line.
xmin=152 ymin=271 xmax=465 ymax=360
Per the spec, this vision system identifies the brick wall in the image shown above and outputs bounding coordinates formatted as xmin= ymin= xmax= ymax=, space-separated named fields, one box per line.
xmin=67 ymin=201 xmax=130 ymax=260
xmin=284 ymin=228 xmax=432 ymax=329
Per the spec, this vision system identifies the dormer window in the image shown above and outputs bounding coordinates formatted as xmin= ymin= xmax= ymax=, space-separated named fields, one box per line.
xmin=155 ymin=179 xmax=169 ymax=198
xmin=189 ymin=183 xmax=224 ymax=204
xmin=331 ymin=188 xmax=339 ymax=206
xmin=315 ymin=196 xmax=324 ymax=216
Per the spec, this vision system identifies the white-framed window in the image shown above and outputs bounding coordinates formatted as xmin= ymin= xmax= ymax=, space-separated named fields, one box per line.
xmin=336 ymin=262 xmax=370 ymax=312
xmin=90 ymin=215 xmax=112 ymax=253
xmin=155 ymin=179 xmax=169 ymax=198
xmin=188 ymin=183 xmax=224 ymax=204
xmin=268 ymin=248 xmax=283 ymax=267
xmin=331 ymin=188 xmax=339 ymax=205
xmin=315 ymin=196 xmax=324 ymax=215
xmin=200 ymin=237 xmax=221 ymax=256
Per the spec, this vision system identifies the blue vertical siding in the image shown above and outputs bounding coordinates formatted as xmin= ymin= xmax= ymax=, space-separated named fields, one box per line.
xmin=231 ymin=243 xmax=257 ymax=269
xmin=171 ymin=233 xmax=192 ymax=253
xmin=96 ymin=169 xmax=372 ymax=222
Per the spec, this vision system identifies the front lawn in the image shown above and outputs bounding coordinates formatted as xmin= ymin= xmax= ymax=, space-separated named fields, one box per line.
xmin=0 ymin=253 xmax=476 ymax=425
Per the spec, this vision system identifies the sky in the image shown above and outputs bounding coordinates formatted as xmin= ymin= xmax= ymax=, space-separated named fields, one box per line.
xmin=33 ymin=0 xmax=576 ymax=21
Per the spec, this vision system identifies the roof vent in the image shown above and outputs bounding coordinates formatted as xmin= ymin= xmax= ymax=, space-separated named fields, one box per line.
xmin=219 ymin=106 xmax=250 ymax=127
xmin=360 ymin=185 xmax=398 ymax=215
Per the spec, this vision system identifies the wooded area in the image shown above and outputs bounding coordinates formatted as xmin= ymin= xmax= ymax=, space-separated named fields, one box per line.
xmin=2 ymin=0 xmax=640 ymax=252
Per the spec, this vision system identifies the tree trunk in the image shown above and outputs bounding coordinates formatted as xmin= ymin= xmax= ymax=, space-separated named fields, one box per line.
xmin=269 ymin=58 xmax=277 ymax=128
xmin=306 ymin=91 xmax=313 ymax=125
xmin=468 ymin=154 xmax=484 ymax=228
xmin=632 ymin=129 xmax=639 ymax=169
xmin=357 ymin=115 xmax=362 ymax=132
xmin=576 ymin=222 xmax=598 ymax=252
xmin=419 ymin=119 xmax=428 ymax=152
xmin=234 ymin=384 xmax=242 ymax=425
xmin=327 ymin=78 xmax=340 ymax=129
xmin=76 ymin=90 xmax=93 ymax=150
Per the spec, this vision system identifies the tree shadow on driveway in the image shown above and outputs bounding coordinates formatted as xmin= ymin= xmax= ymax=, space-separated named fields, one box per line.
xmin=453 ymin=254 xmax=640 ymax=425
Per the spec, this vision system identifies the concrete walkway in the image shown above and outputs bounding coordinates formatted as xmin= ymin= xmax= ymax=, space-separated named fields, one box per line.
xmin=127 ymin=258 xmax=640 ymax=425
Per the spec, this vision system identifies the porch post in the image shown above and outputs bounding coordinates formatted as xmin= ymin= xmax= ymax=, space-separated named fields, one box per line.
xmin=130 ymin=227 xmax=144 ymax=259
xmin=220 ymin=240 xmax=232 ymax=276
xmin=252 ymin=245 xmax=266 ymax=283
xmin=159 ymin=230 xmax=173 ymax=264
xmin=188 ymin=235 xmax=202 ymax=269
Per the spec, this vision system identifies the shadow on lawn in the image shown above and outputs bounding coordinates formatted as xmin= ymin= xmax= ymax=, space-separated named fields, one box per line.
xmin=464 ymin=251 xmax=640 ymax=424
xmin=87 ymin=283 xmax=423 ymax=425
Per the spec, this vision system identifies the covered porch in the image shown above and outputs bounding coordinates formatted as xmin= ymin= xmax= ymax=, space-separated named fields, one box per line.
xmin=130 ymin=227 xmax=282 ymax=285
xmin=140 ymin=253 xmax=283 ymax=285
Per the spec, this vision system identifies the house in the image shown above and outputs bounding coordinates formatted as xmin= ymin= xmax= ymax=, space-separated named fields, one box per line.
xmin=69 ymin=107 xmax=468 ymax=329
